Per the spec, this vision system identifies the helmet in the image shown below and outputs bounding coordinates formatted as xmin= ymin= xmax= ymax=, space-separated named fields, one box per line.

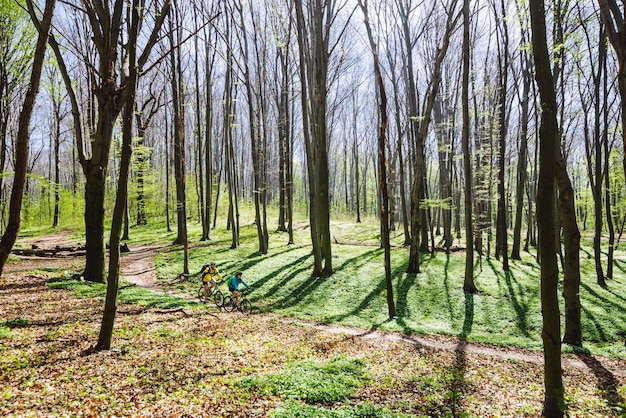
xmin=236 ymin=271 xmax=243 ymax=276
xmin=210 ymin=261 xmax=216 ymax=266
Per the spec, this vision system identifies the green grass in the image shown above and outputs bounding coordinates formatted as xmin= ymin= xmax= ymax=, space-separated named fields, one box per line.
xmin=270 ymin=401 xmax=413 ymax=418
xmin=238 ymin=356 xmax=371 ymax=403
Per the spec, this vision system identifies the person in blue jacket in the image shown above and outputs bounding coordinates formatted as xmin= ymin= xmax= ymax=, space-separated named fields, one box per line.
xmin=227 ymin=271 xmax=250 ymax=306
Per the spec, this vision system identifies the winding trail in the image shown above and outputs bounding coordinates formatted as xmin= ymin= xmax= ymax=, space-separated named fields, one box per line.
xmin=115 ymin=242 xmax=626 ymax=381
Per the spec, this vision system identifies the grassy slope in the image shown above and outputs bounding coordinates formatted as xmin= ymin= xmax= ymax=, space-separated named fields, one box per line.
xmin=143 ymin=212 xmax=626 ymax=359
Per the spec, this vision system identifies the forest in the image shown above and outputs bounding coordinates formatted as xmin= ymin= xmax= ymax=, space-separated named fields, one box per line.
xmin=1 ymin=0 xmax=626 ymax=416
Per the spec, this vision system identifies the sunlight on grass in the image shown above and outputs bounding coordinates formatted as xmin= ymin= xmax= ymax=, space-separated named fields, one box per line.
xmin=270 ymin=400 xmax=413 ymax=418
xmin=237 ymin=356 xmax=370 ymax=403
xmin=47 ymin=276 xmax=199 ymax=310
xmin=152 ymin=214 xmax=626 ymax=357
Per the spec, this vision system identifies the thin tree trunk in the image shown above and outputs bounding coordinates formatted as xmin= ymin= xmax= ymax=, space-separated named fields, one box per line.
xmin=358 ymin=0 xmax=395 ymax=319
xmin=495 ymin=0 xmax=509 ymax=271
xmin=511 ymin=50 xmax=531 ymax=259
xmin=169 ymin=7 xmax=188 ymax=273
xmin=462 ymin=0 xmax=477 ymax=294
xmin=0 ymin=0 xmax=56 ymax=274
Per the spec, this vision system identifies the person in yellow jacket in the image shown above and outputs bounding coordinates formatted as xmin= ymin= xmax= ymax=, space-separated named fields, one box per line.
xmin=199 ymin=261 xmax=223 ymax=301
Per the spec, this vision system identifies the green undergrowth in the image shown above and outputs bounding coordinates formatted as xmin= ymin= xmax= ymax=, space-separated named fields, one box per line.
xmin=237 ymin=356 xmax=371 ymax=403
xmin=270 ymin=400 xmax=413 ymax=418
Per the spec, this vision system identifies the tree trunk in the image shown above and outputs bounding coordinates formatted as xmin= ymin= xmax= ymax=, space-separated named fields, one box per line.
xmin=529 ymin=0 xmax=564 ymax=414
xmin=294 ymin=0 xmax=332 ymax=277
xmin=511 ymin=52 xmax=531 ymax=259
xmin=0 ymin=0 xmax=56 ymax=275
xmin=193 ymin=11 xmax=207 ymax=242
xmin=52 ymin=87 xmax=61 ymax=228
xmin=203 ymin=14 xmax=217 ymax=241
xmin=169 ymin=7 xmax=188 ymax=273
xmin=97 ymin=6 xmax=139 ymax=349
xmin=462 ymin=0 xmax=477 ymax=294
xmin=237 ymin=1 xmax=269 ymax=255
xmin=495 ymin=0 xmax=509 ymax=271
xmin=407 ymin=0 xmax=459 ymax=273
xmin=358 ymin=0 xmax=395 ymax=319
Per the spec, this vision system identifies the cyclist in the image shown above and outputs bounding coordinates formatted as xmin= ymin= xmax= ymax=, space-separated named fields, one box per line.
xmin=227 ymin=271 xmax=250 ymax=306
xmin=199 ymin=261 xmax=223 ymax=301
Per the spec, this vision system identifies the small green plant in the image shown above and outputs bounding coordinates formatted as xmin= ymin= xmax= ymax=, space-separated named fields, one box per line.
xmin=270 ymin=400 xmax=412 ymax=418
xmin=238 ymin=356 xmax=370 ymax=404
xmin=0 ymin=326 xmax=12 ymax=339
xmin=6 ymin=318 xmax=30 ymax=328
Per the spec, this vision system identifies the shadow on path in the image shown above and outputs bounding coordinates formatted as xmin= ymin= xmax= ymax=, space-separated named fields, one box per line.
xmin=575 ymin=352 xmax=626 ymax=410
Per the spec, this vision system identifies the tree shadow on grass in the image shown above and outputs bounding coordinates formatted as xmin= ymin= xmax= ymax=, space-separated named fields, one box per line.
xmin=442 ymin=254 xmax=455 ymax=325
xmin=395 ymin=269 xmax=417 ymax=334
xmin=487 ymin=260 xmax=531 ymax=338
xmin=320 ymin=278 xmax=388 ymax=324
xmin=575 ymin=352 xmax=626 ymax=411
xmin=580 ymin=281 xmax=626 ymax=315
xmin=613 ymin=258 xmax=626 ymax=274
xmin=421 ymin=293 xmax=473 ymax=417
xmin=395 ymin=252 xmax=449 ymax=334
xmin=581 ymin=306 xmax=608 ymax=342
xmin=266 ymin=249 xmax=382 ymax=313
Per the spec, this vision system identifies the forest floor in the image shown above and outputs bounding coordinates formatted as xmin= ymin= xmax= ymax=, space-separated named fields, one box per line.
xmin=1 ymin=237 xmax=626 ymax=416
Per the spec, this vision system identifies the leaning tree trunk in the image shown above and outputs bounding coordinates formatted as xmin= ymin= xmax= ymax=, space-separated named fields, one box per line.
xmin=0 ymin=0 xmax=56 ymax=275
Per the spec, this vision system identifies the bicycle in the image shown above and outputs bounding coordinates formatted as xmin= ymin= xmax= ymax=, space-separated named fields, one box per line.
xmin=223 ymin=288 xmax=253 ymax=314
xmin=197 ymin=282 xmax=225 ymax=308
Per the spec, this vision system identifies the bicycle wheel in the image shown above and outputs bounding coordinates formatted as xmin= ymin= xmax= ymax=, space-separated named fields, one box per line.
xmin=239 ymin=298 xmax=252 ymax=314
xmin=223 ymin=296 xmax=237 ymax=312
xmin=212 ymin=289 xmax=224 ymax=308
xmin=197 ymin=285 xmax=205 ymax=301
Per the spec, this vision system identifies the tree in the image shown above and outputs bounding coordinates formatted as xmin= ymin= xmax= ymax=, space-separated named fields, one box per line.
xmin=235 ymin=0 xmax=270 ymax=254
xmin=97 ymin=0 xmax=170 ymax=350
xmin=0 ymin=0 xmax=56 ymax=275
xmin=294 ymin=0 xmax=345 ymax=277
xmin=598 ymin=0 xmax=626 ymax=185
xmin=168 ymin=2 xmax=189 ymax=274
xmin=407 ymin=0 xmax=460 ymax=273
xmin=493 ymin=0 xmax=510 ymax=271
xmin=358 ymin=0 xmax=396 ymax=319
xmin=0 ymin=1 xmax=35 ymax=233
xmin=511 ymin=0 xmax=532 ymax=260
xmin=462 ymin=0 xmax=478 ymax=294
xmin=39 ymin=0 xmax=170 ymax=283
xmin=529 ymin=0 xmax=565 ymax=414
